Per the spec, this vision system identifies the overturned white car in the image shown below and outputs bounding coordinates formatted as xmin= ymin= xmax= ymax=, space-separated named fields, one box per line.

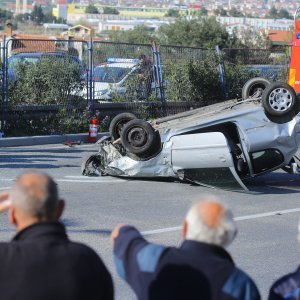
xmin=82 ymin=82 xmax=300 ymax=191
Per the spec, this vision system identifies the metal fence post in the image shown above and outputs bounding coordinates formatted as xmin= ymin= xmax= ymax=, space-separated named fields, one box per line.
xmin=152 ymin=41 xmax=166 ymax=116
xmin=0 ymin=36 xmax=6 ymax=134
xmin=88 ymin=38 xmax=94 ymax=114
xmin=215 ymin=45 xmax=227 ymax=100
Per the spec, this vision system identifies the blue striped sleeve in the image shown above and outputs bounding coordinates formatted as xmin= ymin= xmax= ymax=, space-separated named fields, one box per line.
xmin=222 ymin=268 xmax=261 ymax=300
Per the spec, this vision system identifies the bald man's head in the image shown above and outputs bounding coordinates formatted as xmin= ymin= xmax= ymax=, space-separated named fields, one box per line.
xmin=10 ymin=171 xmax=60 ymax=222
xmin=184 ymin=199 xmax=237 ymax=248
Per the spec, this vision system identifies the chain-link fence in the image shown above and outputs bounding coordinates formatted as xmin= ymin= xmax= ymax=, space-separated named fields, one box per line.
xmin=222 ymin=48 xmax=289 ymax=99
xmin=92 ymin=41 xmax=153 ymax=103
xmin=0 ymin=38 xmax=289 ymax=137
xmin=1 ymin=39 xmax=89 ymax=136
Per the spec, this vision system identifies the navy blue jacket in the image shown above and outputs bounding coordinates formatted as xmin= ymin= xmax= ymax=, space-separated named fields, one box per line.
xmin=268 ymin=267 xmax=300 ymax=299
xmin=114 ymin=225 xmax=260 ymax=300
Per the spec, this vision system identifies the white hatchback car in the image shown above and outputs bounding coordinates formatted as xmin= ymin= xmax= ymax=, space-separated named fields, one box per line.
xmin=92 ymin=58 xmax=140 ymax=100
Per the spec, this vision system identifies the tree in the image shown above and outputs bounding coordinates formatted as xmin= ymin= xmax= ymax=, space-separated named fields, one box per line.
xmin=277 ymin=8 xmax=292 ymax=19
xmin=228 ymin=7 xmax=244 ymax=17
xmin=103 ymin=7 xmax=119 ymax=15
xmin=165 ymin=9 xmax=180 ymax=18
xmin=0 ymin=8 xmax=13 ymax=22
xmin=268 ymin=6 xmax=278 ymax=19
xmin=85 ymin=4 xmax=99 ymax=14
xmin=214 ymin=8 xmax=227 ymax=16
xmin=109 ymin=25 xmax=153 ymax=44
xmin=10 ymin=56 xmax=85 ymax=105
xmin=14 ymin=13 xmax=31 ymax=23
xmin=31 ymin=4 xmax=44 ymax=24
xmin=156 ymin=17 xmax=239 ymax=48
xmin=238 ymin=28 xmax=272 ymax=49
xmin=198 ymin=7 xmax=208 ymax=16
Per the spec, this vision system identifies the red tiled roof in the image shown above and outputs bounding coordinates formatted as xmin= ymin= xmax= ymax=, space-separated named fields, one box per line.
xmin=266 ymin=29 xmax=293 ymax=44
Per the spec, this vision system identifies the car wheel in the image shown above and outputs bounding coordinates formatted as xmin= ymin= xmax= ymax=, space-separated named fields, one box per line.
xmin=109 ymin=113 xmax=137 ymax=141
xmin=242 ymin=77 xmax=270 ymax=100
xmin=121 ymin=119 xmax=160 ymax=156
xmin=262 ymin=82 xmax=298 ymax=116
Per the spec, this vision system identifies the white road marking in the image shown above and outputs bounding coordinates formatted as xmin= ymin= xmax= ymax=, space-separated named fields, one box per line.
xmin=0 ymin=187 xmax=11 ymax=190
xmin=0 ymin=177 xmax=126 ymax=184
xmin=0 ymin=144 xmax=96 ymax=151
xmin=65 ymin=175 xmax=125 ymax=180
xmin=62 ymin=176 xmax=127 ymax=183
xmin=57 ymin=179 xmax=126 ymax=183
xmin=141 ymin=208 xmax=300 ymax=236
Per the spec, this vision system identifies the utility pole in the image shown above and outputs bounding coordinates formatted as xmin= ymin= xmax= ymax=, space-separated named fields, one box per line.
xmin=22 ymin=0 xmax=27 ymax=14
xmin=15 ymin=0 xmax=21 ymax=15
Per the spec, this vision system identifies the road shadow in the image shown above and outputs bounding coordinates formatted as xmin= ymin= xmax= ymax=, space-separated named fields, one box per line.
xmin=100 ymin=173 xmax=300 ymax=195
xmin=243 ymin=172 xmax=300 ymax=194
xmin=61 ymin=218 xmax=111 ymax=236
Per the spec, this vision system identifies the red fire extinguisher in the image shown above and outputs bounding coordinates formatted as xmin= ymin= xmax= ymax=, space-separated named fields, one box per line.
xmin=88 ymin=117 xmax=100 ymax=143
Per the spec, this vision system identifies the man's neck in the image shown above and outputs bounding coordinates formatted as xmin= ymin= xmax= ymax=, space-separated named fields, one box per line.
xmin=16 ymin=218 xmax=40 ymax=232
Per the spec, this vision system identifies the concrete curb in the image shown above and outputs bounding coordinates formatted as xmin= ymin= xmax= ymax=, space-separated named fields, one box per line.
xmin=0 ymin=132 xmax=109 ymax=147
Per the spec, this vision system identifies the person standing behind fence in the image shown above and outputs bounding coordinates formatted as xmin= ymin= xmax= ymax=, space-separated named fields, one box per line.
xmin=0 ymin=170 xmax=113 ymax=300
xmin=111 ymin=198 xmax=261 ymax=300
xmin=268 ymin=221 xmax=300 ymax=300
xmin=137 ymin=54 xmax=153 ymax=100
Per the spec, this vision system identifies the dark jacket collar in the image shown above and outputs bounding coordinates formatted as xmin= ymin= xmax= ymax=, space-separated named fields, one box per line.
xmin=180 ymin=240 xmax=234 ymax=264
xmin=12 ymin=221 xmax=68 ymax=242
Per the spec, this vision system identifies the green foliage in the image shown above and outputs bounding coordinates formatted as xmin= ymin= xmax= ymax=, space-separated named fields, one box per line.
xmin=235 ymin=28 xmax=271 ymax=49
xmin=165 ymin=9 xmax=180 ymax=18
xmin=15 ymin=6 xmax=64 ymax=24
xmin=108 ymin=26 xmax=153 ymax=44
xmin=85 ymin=4 xmax=99 ymax=14
xmin=278 ymin=8 xmax=292 ymax=19
xmin=198 ymin=7 xmax=208 ymax=16
xmin=228 ymin=7 xmax=244 ymax=17
xmin=157 ymin=17 xmax=239 ymax=48
xmin=14 ymin=13 xmax=31 ymax=22
xmin=9 ymin=56 xmax=85 ymax=105
xmin=103 ymin=7 xmax=119 ymax=15
xmin=163 ymin=50 xmax=252 ymax=103
xmin=31 ymin=4 xmax=44 ymax=24
xmin=268 ymin=6 xmax=292 ymax=19
xmin=0 ymin=8 xmax=13 ymax=22
xmin=214 ymin=8 xmax=227 ymax=16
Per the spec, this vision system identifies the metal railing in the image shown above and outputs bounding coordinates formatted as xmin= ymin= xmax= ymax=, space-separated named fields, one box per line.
xmin=0 ymin=38 xmax=289 ymax=137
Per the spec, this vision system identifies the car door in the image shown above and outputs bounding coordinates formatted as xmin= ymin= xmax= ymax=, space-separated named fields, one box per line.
xmin=170 ymin=132 xmax=248 ymax=191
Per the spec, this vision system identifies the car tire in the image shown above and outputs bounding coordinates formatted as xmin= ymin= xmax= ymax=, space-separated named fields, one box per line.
xmin=109 ymin=113 xmax=137 ymax=141
xmin=261 ymin=82 xmax=298 ymax=117
xmin=242 ymin=77 xmax=270 ymax=100
xmin=121 ymin=119 xmax=160 ymax=156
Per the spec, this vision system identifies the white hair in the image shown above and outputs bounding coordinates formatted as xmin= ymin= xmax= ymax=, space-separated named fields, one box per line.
xmin=185 ymin=199 xmax=237 ymax=248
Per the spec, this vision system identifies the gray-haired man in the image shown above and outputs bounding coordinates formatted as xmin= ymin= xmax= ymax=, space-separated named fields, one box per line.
xmin=111 ymin=198 xmax=260 ymax=300
xmin=0 ymin=170 xmax=113 ymax=300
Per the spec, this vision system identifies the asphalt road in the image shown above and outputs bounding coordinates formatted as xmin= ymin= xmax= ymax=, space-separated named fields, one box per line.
xmin=1 ymin=143 xmax=300 ymax=299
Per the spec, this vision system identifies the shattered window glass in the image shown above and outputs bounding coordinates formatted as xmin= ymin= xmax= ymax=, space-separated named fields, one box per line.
xmin=182 ymin=168 xmax=246 ymax=192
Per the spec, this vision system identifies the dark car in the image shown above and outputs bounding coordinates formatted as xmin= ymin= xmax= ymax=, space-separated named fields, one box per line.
xmin=7 ymin=52 xmax=86 ymax=82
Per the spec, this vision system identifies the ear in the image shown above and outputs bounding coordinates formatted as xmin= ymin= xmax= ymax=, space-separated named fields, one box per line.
xmin=9 ymin=206 xmax=17 ymax=226
xmin=182 ymin=220 xmax=188 ymax=240
xmin=55 ymin=199 xmax=65 ymax=220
